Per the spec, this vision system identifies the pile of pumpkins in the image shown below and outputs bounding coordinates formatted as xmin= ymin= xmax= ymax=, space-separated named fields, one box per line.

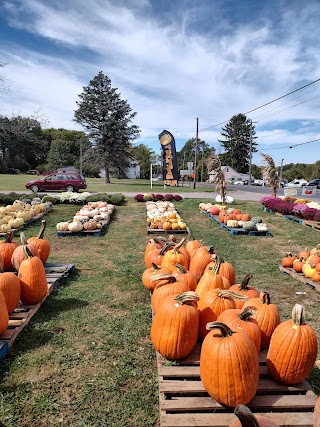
xmin=281 ymin=244 xmax=320 ymax=282
xmin=142 ymin=235 xmax=318 ymax=412
xmin=199 ymin=203 xmax=268 ymax=232
xmin=0 ymin=221 xmax=51 ymax=335
xmin=146 ymin=201 xmax=187 ymax=230
xmin=56 ymin=201 xmax=115 ymax=233
xmin=0 ymin=199 xmax=51 ymax=233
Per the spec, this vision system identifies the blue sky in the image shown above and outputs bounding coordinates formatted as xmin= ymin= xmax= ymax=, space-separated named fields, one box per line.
xmin=1 ymin=0 xmax=320 ymax=169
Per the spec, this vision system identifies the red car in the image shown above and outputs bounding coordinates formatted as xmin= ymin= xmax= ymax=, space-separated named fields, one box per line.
xmin=26 ymin=173 xmax=87 ymax=193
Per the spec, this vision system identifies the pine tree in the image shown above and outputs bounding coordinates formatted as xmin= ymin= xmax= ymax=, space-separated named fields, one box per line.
xmin=218 ymin=113 xmax=257 ymax=173
xmin=74 ymin=71 xmax=140 ymax=182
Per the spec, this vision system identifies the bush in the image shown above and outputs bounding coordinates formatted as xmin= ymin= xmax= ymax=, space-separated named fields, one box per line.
xmin=314 ymin=210 xmax=320 ymax=221
xmin=134 ymin=194 xmax=144 ymax=202
xmin=143 ymin=193 xmax=153 ymax=201
xmin=41 ymin=195 xmax=57 ymax=204
xmin=0 ymin=192 xmax=20 ymax=205
xmin=86 ymin=193 xmax=125 ymax=205
xmin=164 ymin=194 xmax=174 ymax=201
xmin=173 ymin=195 xmax=182 ymax=201
xmin=153 ymin=194 xmax=164 ymax=201
xmin=109 ymin=193 xmax=125 ymax=205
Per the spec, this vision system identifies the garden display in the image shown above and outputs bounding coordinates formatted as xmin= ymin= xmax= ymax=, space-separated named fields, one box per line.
xmin=0 ymin=198 xmax=52 ymax=234
xmin=142 ymin=234 xmax=318 ymax=424
xmin=199 ymin=203 xmax=271 ymax=235
xmin=261 ymin=196 xmax=320 ymax=223
xmin=146 ymin=200 xmax=188 ymax=232
xmin=56 ymin=201 xmax=115 ymax=235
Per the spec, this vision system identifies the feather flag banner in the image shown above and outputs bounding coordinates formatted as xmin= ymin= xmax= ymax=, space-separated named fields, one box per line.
xmin=159 ymin=129 xmax=179 ymax=186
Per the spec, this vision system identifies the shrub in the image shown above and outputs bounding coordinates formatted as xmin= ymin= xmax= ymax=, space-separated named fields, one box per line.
xmin=173 ymin=195 xmax=182 ymax=201
xmin=164 ymin=194 xmax=174 ymax=201
xmin=109 ymin=193 xmax=125 ymax=205
xmin=86 ymin=193 xmax=125 ymax=205
xmin=314 ymin=210 xmax=320 ymax=221
xmin=134 ymin=194 xmax=144 ymax=202
xmin=153 ymin=194 xmax=164 ymax=201
xmin=41 ymin=195 xmax=56 ymax=204
xmin=301 ymin=207 xmax=317 ymax=220
xmin=143 ymin=194 xmax=153 ymax=201
xmin=0 ymin=192 xmax=20 ymax=205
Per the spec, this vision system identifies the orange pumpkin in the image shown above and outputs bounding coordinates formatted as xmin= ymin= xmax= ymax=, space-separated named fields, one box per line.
xmin=200 ymin=322 xmax=259 ymax=407
xmin=266 ymin=304 xmax=318 ymax=384
xmin=18 ymin=246 xmax=48 ymax=304
xmin=144 ymin=238 xmax=165 ymax=265
xmin=189 ymin=245 xmax=215 ymax=282
xmin=27 ymin=220 xmax=51 ymax=263
xmin=11 ymin=232 xmax=40 ymax=272
xmin=243 ymin=292 xmax=280 ymax=349
xmin=281 ymin=252 xmax=295 ymax=268
xmin=161 ymin=239 xmax=189 ymax=272
xmin=293 ymin=257 xmax=305 ymax=273
xmin=204 ymin=255 xmax=236 ymax=286
xmin=297 ymin=247 xmax=310 ymax=259
xmin=229 ymin=274 xmax=259 ymax=309
xmin=172 ymin=263 xmax=197 ymax=291
xmin=186 ymin=237 xmax=202 ymax=258
xmin=0 ymin=232 xmax=18 ymax=271
xmin=151 ymin=274 xmax=190 ymax=313
xmin=229 ymin=404 xmax=280 ymax=426
xmin=0 ymin=289 xmax=9 ymax=334
xmin=142 ymin=263 xmax=171 ymax=292
xmin=0 ymin=268 xmax=21 ymax=314
xmin=151 ymin=291 xmax=199 ymax=360
xmin=217 ymin=308 xmax=261 ymax=354
xmin=196 ymin=266 xmax=230 ymax=299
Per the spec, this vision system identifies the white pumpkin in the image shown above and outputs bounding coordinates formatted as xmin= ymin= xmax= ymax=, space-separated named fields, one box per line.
xmin=57 ymin=222 xmax=70 ymax=231
xmin=68 ymin=222 xmax=84 ymax=232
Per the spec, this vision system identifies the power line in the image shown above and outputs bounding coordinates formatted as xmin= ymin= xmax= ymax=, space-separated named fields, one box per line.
xmin=260 ymin=137 xmax=320 ymax=151
xmin=199 ymin=77 xmax=320 ymax=132
xmin=257 ymin=120 xmax=320 ymax=139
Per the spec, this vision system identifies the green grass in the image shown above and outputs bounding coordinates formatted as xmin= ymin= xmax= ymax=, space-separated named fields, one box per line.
xmin=0 ymin=174 xmax=213 ymax=193
xmin=0 ymin=198 xmax=320 ymax=425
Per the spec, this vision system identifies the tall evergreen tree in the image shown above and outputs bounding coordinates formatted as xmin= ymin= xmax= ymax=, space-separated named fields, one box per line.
xmin=74 ymin=71 xmax=140 ymax=183
xmin=218 ymin=113 xmax=257 ymax=173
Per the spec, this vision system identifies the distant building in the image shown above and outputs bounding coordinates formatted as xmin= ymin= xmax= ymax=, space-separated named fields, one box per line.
xmin=57 ymin=166 xmax=78 ymax=174
xmin=208 ymin=165 xmax=251 ymax=183
xmin=99 ymin=159 xmax=140 ymax=179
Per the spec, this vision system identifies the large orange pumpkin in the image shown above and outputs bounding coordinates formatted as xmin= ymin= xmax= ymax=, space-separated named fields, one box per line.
xmin=200 ymin=321 xmax=259 ymax=407
xmin=229 ymin=274 xmax=259 ymax=309
xmin=27 ymin=220 xmax=51 ymax=263
xmin=281 ymin=252 xmax=295 ymax=268
xmin=0 ymin=290 xmax=9 ymax=334
xmin=196 ymin=266 xmax=230 ymax=299
xmin=0 ymin=232 xmax=18 ymax=271
xmin=204 ymin=255 xmax=236 ymax=286
xmin=11 ymin=232 xmax=40 ymax=272
xmin=161 ymin=239 xmax=189 ymax=272
xmin=172 ymin=263 xmax=197 ymax=291
xmin=151 ymin=274 xmax=190 ymax=313
xmin=0 ymin=268 xmax=21 ymax=314
xmin=151 ymin=291 xmax=199 ymax=360
xmin=266 ymin=304 xmax=318 ymax=385
xmin=141 ymin=263 xmax=171 ymax=292
xmin=18 ymin=246 xmax=48 ymax=304
xmin=144 ymin=238 xmax=165 ymax=265
xmin=229 ymin=404 xmax=280 ymax=426
xmin=185 ymin=237 xmax=202 ymax=258
xmin=217 ymin=308 xmax=261 ymax=354
xmin=243 ymin=291 xmax=280 ymax=349
xmin=189 ymin=245 xmax=216 ymax=282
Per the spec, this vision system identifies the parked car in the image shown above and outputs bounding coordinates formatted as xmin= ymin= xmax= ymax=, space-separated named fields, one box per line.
xmin=307 ymin=178 xmax=320 ymax=189
xmin=253 ymin=179 xmax=265 ymax=186
xmin=26 ymin=173 xmax=87 ymax=193
xmin=233 ymin=180 xmax=245 ymax=185
xmin=284 ymin=179 xmax=308 ymax=188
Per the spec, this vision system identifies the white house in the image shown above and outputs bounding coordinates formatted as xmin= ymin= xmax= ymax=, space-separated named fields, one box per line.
xmin=99 ymin=159 xmax=140 ymax=179
xmin=208 ymin=166 xmax=251 ymax=183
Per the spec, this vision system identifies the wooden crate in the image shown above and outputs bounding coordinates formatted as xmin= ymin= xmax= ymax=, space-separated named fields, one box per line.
xmin=158 ymin=344 xmax=317 ymax=426
xmin=147 ymin=227 xmax=190 ymax=235
xmin=279 ymin=264 xmax=320 ymax=293
xmin=56 ymin=219 xmax=110 ymax=237
xmin=0 ymin=263 xmax=75 ymax=359
xmin=0 ymin=210 xmax=51 ymax=237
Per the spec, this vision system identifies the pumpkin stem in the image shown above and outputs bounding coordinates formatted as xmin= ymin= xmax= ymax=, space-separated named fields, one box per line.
xmin=160 ymin=244 xmax=171 ymax=256
xmin=234 ymin=405 xmax=260 ymax=427
xmin=23 ymin=245 xmax=34 ymax=259
xmin=239 ymin=274 xmax=253 ymax=291
xmin=0 ymin=267 xmax=3 ymax=274
xmin=151 ymin=263 xmax=161 ymax=273
xmin=175 ymin=291 xmax=199 ymax=305
xmin=150 ymin=273 xmax=176 ymax=284
xmin=206 ymin=321 xmax=234 ymax=336
xmin=154 ymin=237 xmax=166 ymax=246
xmin=292 ymin=304 xmax=306 ymax=326
xmin=285 ymin=252 xmax=293 ymax=257
xmin=239 ymin=308 xmax=255 ymax=321
xmin=37 ymin=220 xmax=46 ymax=239
xmin=217 ymin=290 xmax=248 ymax=301
xmin=20 ymin=232 xmax=28 ymax=245
xmin=174 ymin=264 xmax=187 ymax=274
xmin=173 ymin=238 xmax=186 ymax=253
xmin=208 ymin=264 xmax=220 ymax=275
xmin=149 ymin=239 xmax=157 ymax=250
xmin=168 ymin=234 xmax=177 ymax=243
xmin=4 ymin=231 xmax=14 ymax=243
xmin=259 ymin=291 xmax=270 ymax=305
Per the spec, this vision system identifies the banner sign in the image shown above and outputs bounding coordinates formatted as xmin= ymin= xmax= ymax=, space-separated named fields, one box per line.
xmin=283 ymin=188 xmax=298 ymax=197
xmin=302 ymin=186 xmax=316 ymax=196
xmin=159 ymin=130 xmax=179 ymax=186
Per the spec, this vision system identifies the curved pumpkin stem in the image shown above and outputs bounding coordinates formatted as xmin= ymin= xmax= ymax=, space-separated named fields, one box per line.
xmin=173 ymin=238 xmax=186 ymax=253
xmin=37 ymin=220 xmax=47 ymax=239
xmin=208 ymin=265 xmax=220 ymax=275
xmin=206 ymin=321 xmax=234 ymax=336
xmin=175 ymin=291 xmax=199 ymax=305
xmin=4 ymin=231 xmax=14 ymax=243
xmin=150 ymin=274 xmax=176 ymax=284
xmin=217 ymin=290 xmax=248 ymax=302
xmin=151 ymin=263 xmax=161 ymax=272
xmin=239 ymin=308 xmax=255 ymax=321
xmin=20 ymin=232 xmax=28 ymax=245
xmin=160 ymin=244 xmax=172 ymax=255
xmin=23 ymin=245 xmax=34 ymax=259
xmin=174 ymin=264 xmax=187 ymax=274
xmin=239 ymin=274 xmax=253 ymax=291
xmin=234 ymin=405 xmax=260 ymax=427
xmin=259 ymin=291 xmax=271 ymax=305
xmin=292 ymin=304 xmax=306 ymax=326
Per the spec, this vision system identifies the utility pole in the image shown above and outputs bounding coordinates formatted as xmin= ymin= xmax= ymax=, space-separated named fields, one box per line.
xmin=201 ymin=147 xmax=204 ymax=182
xmin=279 ymin=158 xmax=284 ymax=188
xmin=193 ymin=117 xmax=199 ymax=189
xmin=248 ymin=120 xmax=257 ymax=186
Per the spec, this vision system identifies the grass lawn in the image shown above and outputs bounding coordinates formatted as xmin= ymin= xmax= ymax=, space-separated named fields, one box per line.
xmin=0 ymin=197 xmax=320 ymax=426
xmin=0 ymin=174 xmax=214 ymax=194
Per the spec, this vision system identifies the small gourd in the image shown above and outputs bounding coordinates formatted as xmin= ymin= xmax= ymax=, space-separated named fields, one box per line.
xmin=256 ymin=223 xmax=268 ymax=232
xmin=251 ymin=217 xmax=263 ymax=224
xmin=56 ymin=222 xmax=70 ymax=231
xmin=83 ymin=220 xmax=97 ymax=230
xmin=227 ymin=220 xmax=238 ymax=228
xmin=243 ymin=221 xmax=256 ymax=231
xmin=68 ymin=222 xmax=84 ymax=232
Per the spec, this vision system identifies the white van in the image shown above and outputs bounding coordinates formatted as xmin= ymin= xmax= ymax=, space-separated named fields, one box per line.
xmin=284 ymin=179 xmax=308 ymax=188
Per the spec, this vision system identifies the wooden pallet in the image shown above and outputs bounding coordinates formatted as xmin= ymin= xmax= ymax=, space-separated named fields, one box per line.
xmin=262 ymin=208 xmax=320 ymax=232
xmin=158 ymin=343 xmax=317 ymax=426
xmin=279 ymin=264 xmax=320 ymax=293
xmin=0 ymin=263 xmax=75 ymax=359
xmin=203 ymin=211 xmax=272 ymax=237
xmin=57 ymin=219 xmax=110 ymax=237
xmin=147 ymin=227 xmax=190 ymax=235
xmin=304 ymin=220 xmax=320 ymax=231
xmin=284 ymin=215 xmax=303 ymax=224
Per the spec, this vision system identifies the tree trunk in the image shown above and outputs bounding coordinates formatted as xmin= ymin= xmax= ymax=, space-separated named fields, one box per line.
xmin=105 ymin=162 xmax=110 ymax=183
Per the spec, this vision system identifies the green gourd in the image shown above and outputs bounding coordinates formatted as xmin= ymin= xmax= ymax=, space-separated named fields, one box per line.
xmin=243 ymin=221 xmax=256 ymax=231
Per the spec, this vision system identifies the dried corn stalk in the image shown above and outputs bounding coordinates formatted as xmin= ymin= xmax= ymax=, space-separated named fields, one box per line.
xmin=206 ymin=154 xmax=227 ymax=203
xmin=260 ymin=153 xmax=279 ymax=197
